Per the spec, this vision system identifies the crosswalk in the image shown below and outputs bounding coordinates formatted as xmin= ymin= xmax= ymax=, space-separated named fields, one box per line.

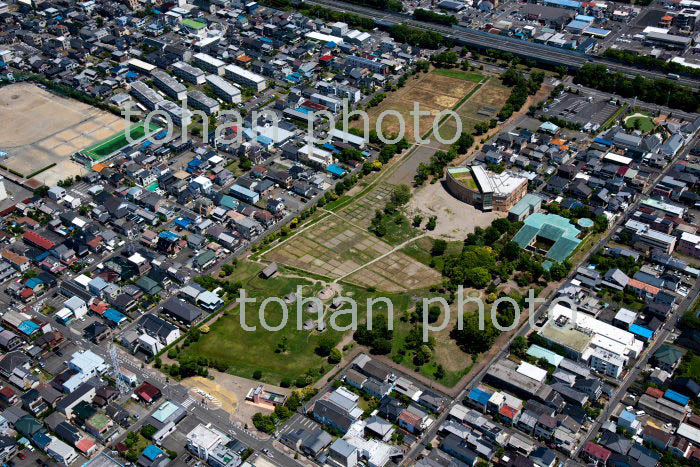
xmin=182 ymin=397 xmax=195 ymax=408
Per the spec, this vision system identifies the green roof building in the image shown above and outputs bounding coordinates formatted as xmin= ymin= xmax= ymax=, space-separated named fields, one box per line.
xmin=512 ymin=213 xmax=581 ymax=264
xmin=653 ymin=344 xmax=685 ymax=372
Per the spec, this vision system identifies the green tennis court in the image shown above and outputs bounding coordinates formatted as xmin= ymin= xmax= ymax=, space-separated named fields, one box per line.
xmin=82 ymin=122 xmax=160 ymax=161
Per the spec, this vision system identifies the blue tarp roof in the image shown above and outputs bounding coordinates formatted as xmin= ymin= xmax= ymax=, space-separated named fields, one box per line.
xmin=327 ymin=164 xmax=347 ymax=176
xmin=25 ymin=278 xmax=43 ymax=289
xmin=159 ymin=230 xmax=179 ymax=241
xmin=104 ymin=309 xmax=127 ymax=324
xmin=174 ymin=217 xmax=193 ymax=228
xmin=594 ymin=137 xmax=613 ymax=146
xmin=18 ymin=320 xmax=40 ymax=335
xmin=664 ymin=389 xmax=690 ymax=406
xmin=628 ymin=324 xmax=653 ymax=340
xmin=468 ymin=387 xmax=491 ymax=405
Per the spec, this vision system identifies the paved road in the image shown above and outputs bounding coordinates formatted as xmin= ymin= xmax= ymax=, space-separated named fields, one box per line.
xmin=304 ymin=0 xmax=700 ymax=89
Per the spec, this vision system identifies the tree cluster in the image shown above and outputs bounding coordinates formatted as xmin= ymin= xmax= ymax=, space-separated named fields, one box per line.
xmin=575 ymin=63 xmax=700 ymax=113
xmin=414 ymin=8 xmax=457 ymax=26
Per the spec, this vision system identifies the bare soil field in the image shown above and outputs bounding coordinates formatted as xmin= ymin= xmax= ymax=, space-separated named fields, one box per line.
xmin=344 ymin=250 xmax=442 ymax=292
xmin=352 ymin=71 xmax=477 ymax=142
xmin=264 ymin=216 xmax=393 ymax=279
xmin=0 ymin=83 xmax=124 ymax=177
xmin=337 ymin=183 xmax=395 ymax=228
xmin=406 ymin=180 xmax=502 ymax=240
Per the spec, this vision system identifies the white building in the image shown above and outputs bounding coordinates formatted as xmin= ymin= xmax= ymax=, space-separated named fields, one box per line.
xmin=589 ymin=347 xmax=624 ymax=378
xmin=205 ymin=75 xmax=242 ymax=104
xmin=224 ymin=64 xmax=266 ymax=92
xmin=47 ymin=437 xmax=78 ymax=465
xmin=152 ymin=69 xmax=187 ymax=101
xmin=64 ymin=296 xmax=87 ymax=319
xmin=193 ymin=53 xmax=226 ymax=76
xmin=187 ymin=424 xmax=228 ymax=461
xmin=173 ymin=61 xmax=206 ymax=85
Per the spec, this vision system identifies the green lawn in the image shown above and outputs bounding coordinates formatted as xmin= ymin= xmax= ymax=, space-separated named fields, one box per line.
xmin=84 ymin=122 xmax=159 ymax=160
xmin=624 ymin=115 xmax=655 ymax=133
xmin=433 ymin=68 xmax=484 ymax=83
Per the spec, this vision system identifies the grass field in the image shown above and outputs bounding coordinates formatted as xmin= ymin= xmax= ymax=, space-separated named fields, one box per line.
xmin=180 ymin=272 xmax=416 ymax=384
xmin=83 ymin=122 xmax=159 ymax=160
xmin=624 ymin=113 xmax=655 ymax=133
xmin=433 ymin=68 xmax=484 ymax=83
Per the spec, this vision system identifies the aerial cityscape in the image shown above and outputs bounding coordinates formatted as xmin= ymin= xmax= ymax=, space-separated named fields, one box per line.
xmin=0 ymin=0 xmax=700 ymax=466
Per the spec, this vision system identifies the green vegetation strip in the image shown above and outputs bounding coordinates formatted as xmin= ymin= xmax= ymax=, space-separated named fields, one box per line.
xmin=433 ymin=68 xmax=484 ymax=83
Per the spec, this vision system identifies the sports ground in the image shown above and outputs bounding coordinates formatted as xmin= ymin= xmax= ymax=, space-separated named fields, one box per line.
xmin=0 ymin=83 xmax=126 ymax=183
xmin=82 ymin=122 xmax=160 ymax=161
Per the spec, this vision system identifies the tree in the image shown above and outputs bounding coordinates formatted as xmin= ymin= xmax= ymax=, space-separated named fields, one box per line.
xmin=502 ymin=241 xmax=522 ymax=261
xmin=431 ymin=239 xmax=447 ymax=256
xmin=253 ymin=369 xmax=263 ymax=380
xmin=466 ymin=267 xmax=491 ymax=288
xmin=452 ymin=312 xmax=500 ymax=354
xmin=328 ymin=348 xmax=342 ymax=364
xmin=315 ymin=336 xmax=335 ymax=357
xmin=413 ymin=215 xmax=423 ymax=227
xmin=391 ymin=184 xmax=412 ymax=206
xmin=435 ymin=364 xmax=446 ymax=380
xmin=510 ymin=335 xmax=527 ymax=358
xmin=427 ymin=306 xmax=441 ymax=324
xmin=426 ymin=216 xmax=437 ymax=231
xmin=141 ymin=425 xmax=158 ymax=440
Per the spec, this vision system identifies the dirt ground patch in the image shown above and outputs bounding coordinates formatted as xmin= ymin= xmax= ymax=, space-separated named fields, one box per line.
xmin=345 ymin=250 xmax=442 ymax=292
xmin=181 ymin=376 xmax=239 ymax=414
xmin=264 ymin=216 xmax=393 ymax=278
xmin=0 ymin=83 xmax=125 ymax=176
xmin=405 ymin=180 xmax=502 ymax=240
xmin=337 ymin=183 xmax=395 ymax=228
xmin=351 ymin=71 xmax=477 ymax=142
xmin=182 ymin=371 xmax=292 ymax=425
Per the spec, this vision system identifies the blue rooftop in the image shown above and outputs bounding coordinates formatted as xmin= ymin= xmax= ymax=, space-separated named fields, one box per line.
xmin=468 ymin=387 xmax=491 ymax=405
xmin=159 ymin=230 xmax=180 ymax=241
xmin=594 ymin=137 xmax=613 ymax=146
xmin=664 ymin=389 xmax=690 ymax=406
xmin=143 ymin=444 xmax=163 ymax=461
xmin=628 ymin=324 xmax=653 ymax=340
xmin=327 ymin=164 xmax=347 ymax=177
xmin=104 ymin=309 xmax=127 ymax=324
xmin=18 ymin=320 xmax=40 ymax=335
xmin=174 ymin=217 xmax=193 ymax=228
xmin=25 ymin=277 xmax=43 ymax=289
xmin=619 ymin=410 xmax=636 ymax=423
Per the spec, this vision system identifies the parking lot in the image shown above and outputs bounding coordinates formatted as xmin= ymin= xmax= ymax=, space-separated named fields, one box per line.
xmin=539 ymin=92 xmax=620 ymax=128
